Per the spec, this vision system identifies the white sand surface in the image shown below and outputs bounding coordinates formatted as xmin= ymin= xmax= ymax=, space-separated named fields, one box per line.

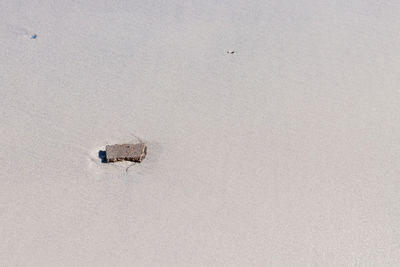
xmin=1 ymin=1 xmax=400 ymax=266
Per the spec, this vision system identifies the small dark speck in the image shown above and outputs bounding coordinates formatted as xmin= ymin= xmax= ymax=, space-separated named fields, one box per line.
xmin=31 ymin=34 xmax=37 ymax=39
xmin=227 ymin=50 xmax=235 ymax=54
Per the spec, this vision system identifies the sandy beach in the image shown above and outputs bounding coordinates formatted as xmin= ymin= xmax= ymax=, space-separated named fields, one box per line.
xmin=1 ymin=1 xmax=400 ymax=265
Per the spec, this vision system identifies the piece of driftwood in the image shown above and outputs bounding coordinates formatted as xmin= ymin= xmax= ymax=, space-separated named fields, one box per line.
xmin=106 ymin=143 xmax=147 ymax=163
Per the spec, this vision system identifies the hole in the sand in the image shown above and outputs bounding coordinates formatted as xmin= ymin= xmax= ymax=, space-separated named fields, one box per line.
xmin=98 ymin=150 xmax=107 ymax=163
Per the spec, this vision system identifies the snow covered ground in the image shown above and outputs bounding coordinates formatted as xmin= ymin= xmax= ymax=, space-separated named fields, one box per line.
xmin=1 ymin=1 xmax=400 ymax=265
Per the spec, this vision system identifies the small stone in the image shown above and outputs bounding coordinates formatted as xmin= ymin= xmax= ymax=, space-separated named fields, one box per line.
xmin=106 ymin=143 xmax=147 ymax=163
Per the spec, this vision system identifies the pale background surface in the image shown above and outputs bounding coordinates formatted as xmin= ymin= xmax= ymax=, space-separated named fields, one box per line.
xmin=1 ymin=1 xmax=400 ymax=266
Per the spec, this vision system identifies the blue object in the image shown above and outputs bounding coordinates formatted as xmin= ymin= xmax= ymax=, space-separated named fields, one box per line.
xmin=31 ymin=34 xmax=37 ymax=39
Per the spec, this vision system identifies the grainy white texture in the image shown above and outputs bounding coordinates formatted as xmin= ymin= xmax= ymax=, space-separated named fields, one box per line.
xmin=1 ymin=1 xmax=400 ymax=266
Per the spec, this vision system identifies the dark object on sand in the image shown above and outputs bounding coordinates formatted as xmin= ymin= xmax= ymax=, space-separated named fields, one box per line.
xmin=106 ymin=143 xmax=147 ymax=163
